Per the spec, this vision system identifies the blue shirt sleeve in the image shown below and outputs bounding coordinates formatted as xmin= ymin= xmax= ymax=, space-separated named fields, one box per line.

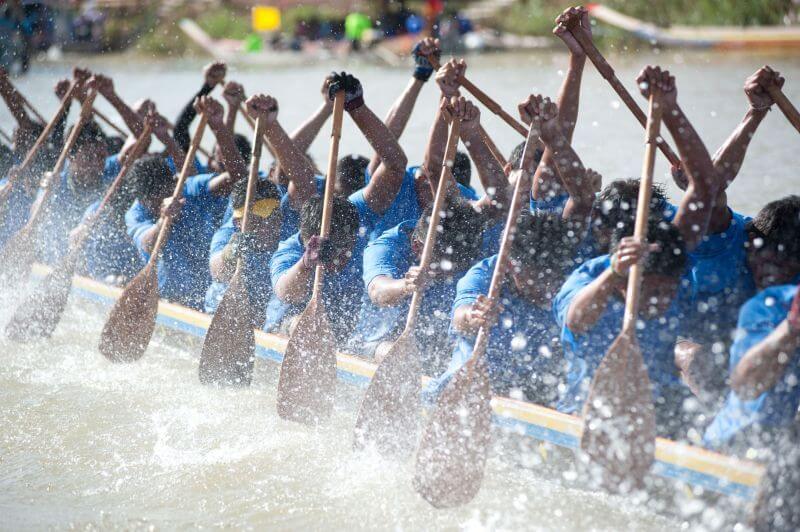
xmin=125 ymin=200 xmax=155 ymax=259
xmin=184 ymin=173 xmax=216 ymax=198
xmin=362 ymin=221 xmax=414 ymax=287
xmin=452 ymin=255 xmax=496 ymax=311
xmin=553 ymin=255 xmax=611 ymax=328
xmin=209 ymin=217 xmax=236 ymax=257
xmin=270 ymin=233 xmax=304 ymax=290
xmin=348 ymin=188 xmax=382 ymax=238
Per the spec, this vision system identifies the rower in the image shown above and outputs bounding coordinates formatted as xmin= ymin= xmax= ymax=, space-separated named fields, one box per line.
xmin=173 ymin=61 xmax=226 ymax=169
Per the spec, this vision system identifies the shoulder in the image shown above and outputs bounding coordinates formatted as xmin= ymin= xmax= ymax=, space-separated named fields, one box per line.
xmin=184 ymin=173 xmax=217 ymax=196
xmin=458 ymin=255 xmax=497 ymax=288
xmin=738 ymin=285 xmax=796 ymax=329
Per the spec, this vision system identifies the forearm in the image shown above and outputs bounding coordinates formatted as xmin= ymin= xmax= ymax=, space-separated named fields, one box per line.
xmin=174 ymin=83 xmax=214 ymax=150
xmin=547 ymin=131 xmax=594 ymax=217
xmin=368 ymin=276 xmax=410 ymax=307
xmin=139 ymin=221 xmax=163 ymax=256
xmin=368 ymin=78 xmax=423 ymax=175
xmin=0 ymin=79 xmax=33 ymax=126
xmin=274 ymin=262 xmax=314 ymax=304
xmin=50 ymin=99 xmax=72 ymax=152
xmin=423 ymin=101 xmax=449 ymax=177
xmin=461 ymin=127 xmax=507 ymax=215
xmin=557 ymin=54 xmax=586 ymax=143
xmin=264 ymin=120 xmax=316 ymax=206
xmin=207 ymin=123 xmax=246 ymax=195
xmin=731 ymin=322 xmax=800 ymax=400
xmin=453 ymin=305 xmax=477 ymax=335
xmin=711 ymin=107 xmax=767 ymax=190
xmin=158 ymin=133 xmax=192 ymax=175
xmin=290 ymin=102 xmax=332 ymax=155
xmin=209 ymin=249 xmax=236 ymax=282
xmin=565 ymin=268 xmax=623 ymax=334
xmin=349 ymin=105 xmax=407 ymax=174
xmin=104 ymin=91 xmax=143 ymax=136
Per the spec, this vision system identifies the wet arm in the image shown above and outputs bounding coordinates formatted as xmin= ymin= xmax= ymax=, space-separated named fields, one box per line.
xmin=460 ymin=126 xmax=508 ymax=217
xmin=368 ymin=78 xmax=424 ymax=176
xmin=565 ymin=268 xmax=624 ymax=334
xmin=174 ymin=83 xmax=214 ymax=150
xmin=274 ymin=260 xmax=314 ymax=304
xmin=263 ymin=119 xmax=317 ymax=209
xmin=731 ymin=321 xmax=800 ymax=400
xmin=368 ymin=275 xmax=411 ymax=307
xmin=290 ymin=101 xmax=332 ymax=155
xmin=207 ymin=121 xmax=247 ymax=196
xmin=102 ymin=87 xmax=143 ymax=136
xmin=542 ymin=122 xmax=594 ymax=221
xmin=0 ymin=75 xmax=36 ymax=130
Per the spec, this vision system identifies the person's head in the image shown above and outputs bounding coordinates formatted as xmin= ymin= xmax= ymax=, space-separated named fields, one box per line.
xmin=611 ymin=219 xmax=687 ymax=318
xmin=411 ymin=199 xmax=485 ymax=278
xmin=230 ymin=176 xmax=282 ymax=251
xmin=746 ymin=195 xmax=800 ymax=289
xmin=12 ymin=122 xmax=44 ymax=158
xmin=209 ymin=133 xmax=252 ymax=174
xmin=105 ymin=135 xmax=125 ymax=155
xmin=452 ymin=150 xmax=471 ymax=189
xmin=336 ymin=154 xmax=369 ymax=197
xmin=299 ymin=195 xmax=360 ymax=272
xmin=67 ymin=121 xmax=109 ymax=188
xmin=505 ymin=143 xmax=543 ymax=180
xmin=591 ymin=179 xmax=671 ymax=254
xmin=127 ymin=154 xmax=175 ymax=213
xmin=508 ymin=211 xmax=580 ymax=305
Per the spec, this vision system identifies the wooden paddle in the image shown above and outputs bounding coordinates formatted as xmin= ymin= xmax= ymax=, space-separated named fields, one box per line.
xmin=413 ymin=118 xmax=541 ymax=508
xmin=0 ymin=82 xmax=80 ymax=207
xmin=20 ymin=91 xmax=46 ymax=126
xmin=353 ymin=117 xmax=463 ymax=457
xmin=0 ymin=87 xmax=97 ymax=285
xmin=579 ymin=88 xmax=661 ymax=493
xmin=276 ymin=91 xmax=345 ymax=425
xmin=566 ymin=20 xmax=681 ymax=167
xmin=198 ymin=117 xmax=266 ymax=386
xmin=767 ymin=84 xmax=800 ymax=135
xmin=5 ymin=122 xmax=153 ymax=342
xmin=98 ymin=113 xmax=209 ymax=363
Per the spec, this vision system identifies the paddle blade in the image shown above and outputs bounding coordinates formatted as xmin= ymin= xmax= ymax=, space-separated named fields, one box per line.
xmin=5 ymin=251 xmax=78 ymax=342
xmin=98 ymin=264 xmax=159 ymax=363
xmin=580 ymin=333 xmax=656 ymax=493
xmin=0 ymin=224 xmax=36 ymax=286
xmin=198 ymin=270 xmax=256 ymax=386
xmin=353 ymin=330 xmax=422 ymax=458
xmin=413 ymin=356 xmax=492 ymax=508
xmin=276 ymin=298 xmax=337 ymax=425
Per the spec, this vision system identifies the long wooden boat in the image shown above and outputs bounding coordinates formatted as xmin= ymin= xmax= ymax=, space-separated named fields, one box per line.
xmin=34 ymin=263 xmax=765 ymax=508
xmin=588 ymin=3 xmax=800 ymax=49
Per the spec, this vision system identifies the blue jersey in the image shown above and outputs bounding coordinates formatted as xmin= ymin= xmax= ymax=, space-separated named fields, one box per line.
xmin=0 ymin=176 xmax=36 ymax=248
xmin=264 ymin=188 xmax=381 ymax=341
xmin=426 ymin=255 xmax=564 ymax=404
xmin=126 ymin=173 xmax=228 ymax=310
xmin=348 ymin=220 xmax=464 ymax=371
xmin=530 ymin=192 xmax=569 ymax=215
xmin=203 ymin=216 xmax=274 ymax=325
xmin=553 ymin=255 xmax=690 ymax=414
xmin=704 ymin=285 xmax=800 ymax=448
xmin=78 ymin=200 xmax=142 ymax=283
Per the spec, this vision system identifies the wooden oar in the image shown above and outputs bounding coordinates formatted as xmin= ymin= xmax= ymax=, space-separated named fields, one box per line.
xmin=276 ymin=91 xmax=345 ymax=425
xmin=98 ymin=113 xmax=208 ymax=363
xmin=0 ymin=88 xmax=97 ymax=285
xmin=238 ymin=102 xmax=277 ymax=160
xmin=198 ymin=117 xmax=266 ymax=386
xmin=91 ymin=107 xmax=127 ymax=138
xmin=767 ymin=84 xmax=800 ymax=135
xmin=0 ymin=82 xmax=80 ymax=207
xmin=5 ymin=123 xmax=153 ymax=342
xmin=579 ymin=88 xmax=662 ymax=492
xmin=566 ymin=21 xmax=681 ymax=167
xmin=413 ymin=119 xmax=541 ymax=508
xmin=354 ymin=116 xmax=463 ymax=457
xmin=20 ymin=91 xmax=46 ymax=126
xmin=428 ymin=56 xmax=528 ymax=137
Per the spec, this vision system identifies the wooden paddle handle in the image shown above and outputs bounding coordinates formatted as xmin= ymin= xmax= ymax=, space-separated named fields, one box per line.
xmin=470 ymin=120 xmax=541 ymax=361
xmin=569 ymin=29 xmax=681 ymax=168
xmin=91 ymin=107 xmax=127 ymax=137
xmin=623 ymin=88 xmax=663 ymax=332
xmin=239 ymin=102 xmax=277 ymax=160
xmin=479 ymin=125 xmax=507 ymax=168
xmin=767 ymin=85 xmax=800 ymax=134
xmin=405 ymin=117 xmax=462 ymax=332
xmin=311 ymin=91 xmax=345 ymax=300
xmin=428 ymin=56 xmax=528 ymax=138
xmin=20 ymin=91 xmax=46 ymax=125
xmin=150 ymin=113 xmax=209 ymax=263
xmin=240 ymin=116 xmax=266 ymax=235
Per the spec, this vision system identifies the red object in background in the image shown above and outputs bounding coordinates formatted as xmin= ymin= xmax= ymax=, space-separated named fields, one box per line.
xmin=427 ymin=0 xmax=444 ymax=15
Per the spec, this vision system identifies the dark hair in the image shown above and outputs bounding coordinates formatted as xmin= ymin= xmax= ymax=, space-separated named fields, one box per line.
xmin=13 ymin=122 xmax=44 ymax=157
xmin=412 ymin=199 xmax=485 ymax=271
xmin=510 ymin=210 xmax=581 ymax=273
xmin=452 ymin=150 xmax=471 ymax=189
xmin=0 ymin=143 xmax=13 ymax=177
xmin=105 ymin=135 xmax=125 ymax=155
xmin=127 ymin=154 xmax=174 ymax=201
xmin=69 ymin=120 xmax=108 ymax=157
xmin=337 ymin=154 xmax=369 ymax=196
xmin=233 ymin=133 xmax=252 ymax=165
xmin=230 ymin=176 xmax=280 ymax=210
xmin=611 ymin=219 xmax=687 ymax=278
xmin=749 ymin=195 xmax=800 ymax=258
xmin=591 ymin=179 xmax=670 ymax=247
xmin=299 ymin=195 xmax=360 ymax=245
xmin=507 ymin=142 xmax=542 ymax=172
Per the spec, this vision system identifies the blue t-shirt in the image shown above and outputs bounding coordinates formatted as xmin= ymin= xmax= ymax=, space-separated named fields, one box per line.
xmin=426 ymin=255 xmax=564 ymax=404
xmin=553 ymin=254 xmax=690 ymax=414
xmin=126 ymin=173 xmax=228 ymax=310
xmin=348 ymin=220 xmax=464 ymax=370
xmin=683 ymin=210 xmax=755 ymax=346
xmin=704 ymin=285 xmax=800 ymax=448
xmin=530 ymin=192 xmax=569 ymax=215
xmin=0 ymin=176 xmax=36 ymax=249
xmin=264 ymin=188 xmax=381 ymax=341
xmin=78 ymin=200 xmax=142 ymax=283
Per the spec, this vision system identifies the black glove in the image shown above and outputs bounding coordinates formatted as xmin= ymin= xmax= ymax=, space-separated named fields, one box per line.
xmin=328 ymin=71 xmax=364 ymax=111
xmin=412 ymin=42 xmax=437 ymax=82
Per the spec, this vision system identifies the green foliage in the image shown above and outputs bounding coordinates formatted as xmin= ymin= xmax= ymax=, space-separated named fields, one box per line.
xmin=135 ymin=19 xmax=190 ymax=57
xmin=196 ymin=7 xmax=251 ymax=40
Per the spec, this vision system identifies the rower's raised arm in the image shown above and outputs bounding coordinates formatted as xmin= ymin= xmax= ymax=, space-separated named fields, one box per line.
xmin=637 ymin=66 xmax=717 ymax=251
xmin=197 ymin=96 xmax=246 ymax=196
xmin=423 ymin=60 xmax=463 ymax=188
xmin=336 ymin=72 xmax=407 ymax=214
xmin=289 ymin=74 xmax=334 ymax=154
xmin=151 ymin=110 xmax=191 ymax=175
xmin=222 ymin=81 xmax=246 ymax=134
xmin=553 ymin=6 xmax=589 ymax=142
xmin=0 ymin=67 xmax=37 ymax=132
xmin=94 ymin=74 xmax=144 ymax=136
xmin=174 ymin=61 xmax=226 ymax=151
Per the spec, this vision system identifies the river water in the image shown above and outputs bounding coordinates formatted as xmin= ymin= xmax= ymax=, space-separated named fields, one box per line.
xmin=1 ymin=49 xmax=797 ymax=530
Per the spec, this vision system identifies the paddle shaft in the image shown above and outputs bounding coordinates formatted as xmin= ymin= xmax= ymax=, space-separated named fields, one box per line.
xmin=470 ymin=120 xmax=541 ymax=362
xmin=20 ymin=90 xmax=46 ymax=125
xmin=428 ymin=56 xmax=528 ymax=138
xmin=310 ymin=92 xmax=345 ymax=300
xmin=767 ymin=85 xmax=800 ymax=134
xmin=568 ymin=29 xmax=681 ymax=168
xmin=623 ymin=89 xmax=663 ymax=333
xmin=230 ymin=116 xmax=266 ymax=277
xmin=405 ymin=118 xmax=462 ymax=332
xmin=238 ymin=103 xmax=277 ymax=160
xmin=148 ymin=113 xmax=209 ymax=264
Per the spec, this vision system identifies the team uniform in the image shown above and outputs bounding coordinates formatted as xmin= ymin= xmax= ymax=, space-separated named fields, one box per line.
xmin=78 ymin=199 xmax=142 ymax=284
xmin=704 ymin=284 xmax=800 ymax=449
xmin=126 ymin=173 xmax=228 ymax=310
